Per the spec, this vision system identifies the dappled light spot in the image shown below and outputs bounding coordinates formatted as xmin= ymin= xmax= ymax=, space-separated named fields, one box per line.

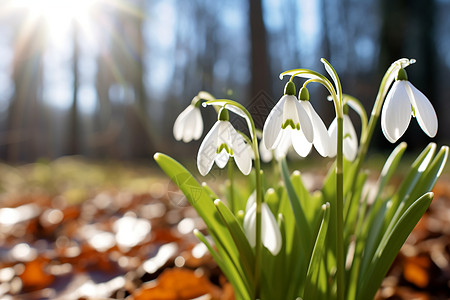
xmin=0 ymin=204 xmax=40 ymax=226
xmin=143 ymin=243 xmax=178 ymax=274
xmin=10 ymin=243 xmax=37 ymax=262
xmin=113 ymin=213 xmax=151 ymax=251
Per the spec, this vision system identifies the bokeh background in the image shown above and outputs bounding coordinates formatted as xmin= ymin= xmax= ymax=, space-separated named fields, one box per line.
xmin=0 ymin=0 xmax=449 ymax=162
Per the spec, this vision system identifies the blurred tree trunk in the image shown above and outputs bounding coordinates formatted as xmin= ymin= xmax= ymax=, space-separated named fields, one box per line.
xmin=68 ymin=22 xmax=79 ymax=155
xmin=249 ymin=0 xmax=271 ymax=105
xmin=126 ymin=1 xmax=155 ymax=159
xmin=378 ymin=0 xmax=407 ymax=77
xmin=6 ymin=16 xmax=45 ymax=162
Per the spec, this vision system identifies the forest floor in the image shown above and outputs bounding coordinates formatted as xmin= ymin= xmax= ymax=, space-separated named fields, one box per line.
xmin=0 ymin=157 xmax=448 ymax=300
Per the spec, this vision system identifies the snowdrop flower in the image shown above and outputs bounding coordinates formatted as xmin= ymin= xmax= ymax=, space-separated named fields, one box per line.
xmin=297 ymin=86 xmax=331 ymax=157
xmin=263 ymin=81 xmax=314 ymax=157
xmin=173 ymin=97 xmax=203 ymax=143
xmin=328 ymin=113 xmax=358 ymax=161
xmin=243 ymin=193 xmax=282 ymax=256
xmin=381 ymin=68 xmax=438 ymax=143
xmin=259 ymin=138 xmax=273 ymax=163
xmin=197 ymin=107 xmax=253 ymax=176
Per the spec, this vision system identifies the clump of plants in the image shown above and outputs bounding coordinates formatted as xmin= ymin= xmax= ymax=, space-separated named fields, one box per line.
xmin=155 ymin=58 xmax=447 ymax=300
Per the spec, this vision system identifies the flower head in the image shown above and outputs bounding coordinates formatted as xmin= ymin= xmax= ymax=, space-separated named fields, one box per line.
xmin=328 ymin=114 xmax=358 ymax=161
xmin=173 ymin=98 xmax=203 ymax=143
xmin=197 ymin=107 xmax=253 ymax=176
xmin=297 ymin=86 xmax=331 ymax=157
xmin=263 ymin=81 xmax=314 ymax=157
xmin=381 ymin=68 xmax=438 ymax=143
xmin=243 ymin=193 xmax=282 ymax=256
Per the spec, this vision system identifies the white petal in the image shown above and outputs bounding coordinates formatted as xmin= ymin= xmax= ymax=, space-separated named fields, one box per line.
xmin=381 ymin=81 xmax=412 ymax=143
xmin=259 ymin=138 xmax=273 ymax=163
xmin=328 ymin=118 xmax=337 ymax=157
xmin=215 ymin=149 xmax=229 ymax=168
xmin=406 ymin=82 xmax=438 ymax=138
xmin=263 ymin=96 xmax=287 ymax=149
xmin=343 ymin=115 xmax=358 ymax=161
xmin=246 ymin=191 xmax=256 ymax=212
xmin=243 ymin=203 xmax=257 ymax=247
xmin=294 ymin=100 xmax=314 ymax=143
xmin=261 ymin=203 xmax=282 ymax=256
xmin=197 ymin=121 xmax=221 ymax=176
xmin=291 ymin=129 xmax=313 ymax=157
xmin=227 ymin=123 xmax=253 ymax=175
xmin=301 ymin=101 xmax=330 ymax=157
xmin=214 ymin=121 xmax=233 ymax=169
xmin=173 ymin=105 xmax=194 ymax=141
xmin=274 ymin=130 xmax=291 ymax=160
xmin=192 ymin=107 xmax=204 ymax=140
xmin=328 ymin=116 xmax=359 ymax=160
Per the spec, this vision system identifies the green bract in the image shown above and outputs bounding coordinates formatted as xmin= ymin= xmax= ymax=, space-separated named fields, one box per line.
xmin=159 ymin=58 xmax=448 ymax=300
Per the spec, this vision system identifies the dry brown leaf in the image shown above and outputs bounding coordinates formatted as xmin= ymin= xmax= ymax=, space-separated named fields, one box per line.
xmin=19 ymin=257 xmax=54 ymax=291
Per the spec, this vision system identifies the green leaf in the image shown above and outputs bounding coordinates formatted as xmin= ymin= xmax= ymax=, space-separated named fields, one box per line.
xmin=194 ymin=230 xmax=250 ymax=300
xmin=357 ymin=193 xmax=433 ymax=300
xmin=384 ymin=143 xmax=436 ymax=228
xmin=280 ymin=158 xmax=312 ymax=247
xmin=374 ymin=142 xmax=407 ymax=201
xmin=358 ymin=143 xmax=435 ymax=280
xmin=265 ymin=187 xmax=280 ymax=215
xmin=154 ymin=153 xmax=252 ymax=299
xmin=303 ymin=203 xmax=331 ymax=300
xmin=214 ymin=199 xmax=255 ymax=282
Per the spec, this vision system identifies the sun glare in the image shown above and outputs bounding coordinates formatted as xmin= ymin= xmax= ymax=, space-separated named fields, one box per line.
xmin=12 ymin=0 xmax=99 ymax=45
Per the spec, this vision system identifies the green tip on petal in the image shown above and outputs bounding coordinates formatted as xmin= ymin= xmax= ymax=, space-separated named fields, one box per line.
xmin=193 ymin=96 xmax=202 ymax=108
xmin=218 ymin=107 xmax=229 ymax=121
xmin=299 ymin=86 xmax=309 ymax=101
xmin=396 ymin=68 xmax=408 ymax=81
xmin=284 ymin=81 xmax=296 ymax=95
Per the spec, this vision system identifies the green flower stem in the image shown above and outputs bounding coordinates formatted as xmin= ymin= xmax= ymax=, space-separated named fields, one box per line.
xmin=227 ymin=158 xmax=236 ymax=213
xmin=289 ymin=61 xmax=346 ymax=300
xmin=204 ymin=99 xmax=263 ymax=300
xmin=319 ymin=58 xmax=345 ymax=300
xmin=336 ymin=115 xmax=345 ymax=300
xmin=342 ymin=94 xmax=368 ymax=142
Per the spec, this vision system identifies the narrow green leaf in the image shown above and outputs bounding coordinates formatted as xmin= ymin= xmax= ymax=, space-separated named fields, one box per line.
xmin=383 ymin=145 xmax=448 ymax=246
xmin=280 ymin=158 xmax=312 ymax=246
xmin=374 ymin=142 xmax=407 ymax=201
xmin=384 ymin=143 xmax=436 ymax=227
xmin=265 ymin=187 xmax=280 ymax=215
xmin=357 ymin=193 xmax=433 ymax=300
xmin=359 ymin=143 xmax=435 ymax=281
xmin=154 ymin=153 xmax=252 ymax=297
xmin=303 ymin=203 xmax=331 ymax=300
xmin=202 ymin=182 xmax=219 ymax=200
xmin=194 ymin=230 xmax=251 ymax=300
xmin=214 ymin=199 xmax=255 ymax=282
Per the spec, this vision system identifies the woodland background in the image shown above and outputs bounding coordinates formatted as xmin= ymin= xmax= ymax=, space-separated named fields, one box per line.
xmin=0 ymin=0 xmax=448 ymax=162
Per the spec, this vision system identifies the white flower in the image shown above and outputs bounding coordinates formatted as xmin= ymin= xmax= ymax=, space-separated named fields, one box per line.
xmin=244 ymin=199 xmax=282 ymax=256
xmin=296 ymin=87 xmax=332 ymax=157
xmin=263 ymin=82 xmax=314 ymax=158
xmin=197 ymin=110 xmax=253 ymax=176
xmin=259 ymin=138 xmax=273 ymax=163
xmin=328 ymin=115 xmax=358 ymax=161
xmin=173 ymin=103 xmax=203 ymax=143
xmin=381 ymin=72 xmax=437 ymax=143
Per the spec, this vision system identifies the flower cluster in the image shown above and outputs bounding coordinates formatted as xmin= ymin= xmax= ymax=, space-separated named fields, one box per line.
xmin=162 ymin=58 xmax=444 ymax=300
